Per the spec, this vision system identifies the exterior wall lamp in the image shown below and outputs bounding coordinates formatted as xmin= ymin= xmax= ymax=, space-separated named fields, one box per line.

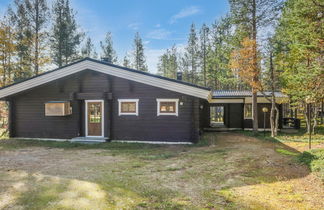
xmin=262 ymin=107 xmax=269 ymax=136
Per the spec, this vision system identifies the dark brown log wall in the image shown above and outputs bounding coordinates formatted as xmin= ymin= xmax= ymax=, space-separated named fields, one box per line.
xmin=208 ymin=103 xmax=283 ymax=129
xmin=9 ymin=70 xmax=202 ymax=142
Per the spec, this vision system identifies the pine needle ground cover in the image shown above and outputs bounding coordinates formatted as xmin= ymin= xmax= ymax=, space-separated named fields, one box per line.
xmin=0 ymin=133 xmax=323 ymax=209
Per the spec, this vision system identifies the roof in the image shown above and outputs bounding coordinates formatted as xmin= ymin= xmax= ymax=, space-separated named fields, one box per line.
xmin=212 ymin=90 xmax=287 ymax=98
xmin=0 ymin=58 xmax=211 ymax=100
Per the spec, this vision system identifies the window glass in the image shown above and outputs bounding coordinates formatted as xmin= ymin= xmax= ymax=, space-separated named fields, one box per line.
xmin=118 ymin=99 xmax=138 ymax=115
xmin=89 ymin=103 xmax=101 ymax=123
xmin=121 ymin=102 xmax=136 ymax=113
xmin=244 ymin=104 xmax=252 ymax=119
xmin=159 ymin=102 xmax=176 ymax=113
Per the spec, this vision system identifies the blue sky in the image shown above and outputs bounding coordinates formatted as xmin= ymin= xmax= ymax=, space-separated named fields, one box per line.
xmin=0 ymin=0 xmax=229 ymax=73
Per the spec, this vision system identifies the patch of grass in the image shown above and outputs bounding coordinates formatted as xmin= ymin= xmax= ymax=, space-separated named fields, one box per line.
xmin=140 ymin=152 xmax=179 ymax=160
xmin=276 ymin=148 xmax=299 ymax=156
xmin=240 ymin=123 xmax=324 ymax=144
xmin=298 ymin=149 xmax=324 ymax=180
xmin=1 ymin=132 xmax=323 ymax=209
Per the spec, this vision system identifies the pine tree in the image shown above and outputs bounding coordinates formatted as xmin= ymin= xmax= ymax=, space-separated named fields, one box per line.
xmin=207 ymin=16 xmax=240 ymax=90
xmin=51 ymin=0 xmax=83 ymax=67
xmin=229 ymin=0 xmax=283 ymax=132
xmin=199 ymin=24 xmax=209 ymax=86
xmin=274 ymin=0 xmax=323 ymax=134
xmin=81 ymin=37 xmax=96 ymax=58
xmin=157 ymin=46 xmax=178 ymax=79
xmin=24 ymin=0 xmax=50 ymax=75
xmin=132 ymin=32 xmax=147 ymax=72
xmin=100 ymin=32 xmax=117 ymax=63
xmin=183 ymin=23 xmax=199 ymax=84
xmin=123 ymin=53 xmax=131 ymax=68
xmin=13 ymin=0 xmax=34 ymax=81
xmin=0 ymin=8 xmax=16 ymax=86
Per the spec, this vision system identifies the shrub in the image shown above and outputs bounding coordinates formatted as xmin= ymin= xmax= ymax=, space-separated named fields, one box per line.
xmin=298 ymin=149 xmax=324 ymax=180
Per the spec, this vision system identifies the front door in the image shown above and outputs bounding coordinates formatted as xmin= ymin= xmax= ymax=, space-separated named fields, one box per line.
xmin=86 ymin=100 xmax=104 ymax=137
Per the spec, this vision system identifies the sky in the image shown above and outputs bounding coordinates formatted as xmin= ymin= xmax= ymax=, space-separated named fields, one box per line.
xmin=0 ymin=0 xmax=229 ymax=73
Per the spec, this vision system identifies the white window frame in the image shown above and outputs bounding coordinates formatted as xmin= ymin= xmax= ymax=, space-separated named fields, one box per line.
xmin=244 ymin=103 xmax=253 ymax=119
xmin=118 ymin=99 xmax=139 ymax=116
xmin=85 ymin=100 xmax=104 ymax=138
xmin=156 ymin=99 xmax=179 ymax=116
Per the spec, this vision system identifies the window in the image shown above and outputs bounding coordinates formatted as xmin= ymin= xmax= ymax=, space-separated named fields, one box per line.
xmin=157 ymin=99 xmax=179 ymax=116
xmin=45 ymin=101 xmax=72 ymax=116
xmin=244 ymin=104 xmax=253 ymax=119
xmin=118 ymin=99 xmax=139 ymax=116
xmin=89 ymin=103 xmax=102 ymax=123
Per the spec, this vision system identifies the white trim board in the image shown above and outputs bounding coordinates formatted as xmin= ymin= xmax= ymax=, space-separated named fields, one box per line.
xmin=118 ymin=99 xmax=139 ymax=116
xmin=13 ymin=138 xmax=69 ymax=142
xmin=111 ymin=140 xmax=193 ymax=145
xmin=0 ymin=59 xmax=210 ymax=100
xmin=85 ymin=100 xmax=104 ymax=138
xmin=156 ymin=98 xmax=179 ymax=116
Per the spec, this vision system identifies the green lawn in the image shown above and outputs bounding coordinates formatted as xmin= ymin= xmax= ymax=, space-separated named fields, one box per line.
xmin=0 ymin=132 xmax=323 ymax=209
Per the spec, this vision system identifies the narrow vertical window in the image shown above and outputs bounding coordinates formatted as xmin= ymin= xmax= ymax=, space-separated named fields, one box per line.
xmin=244 ymin=104 xmax=253 ymax=119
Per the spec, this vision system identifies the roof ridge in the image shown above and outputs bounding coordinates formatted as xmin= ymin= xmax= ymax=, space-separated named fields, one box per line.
xmin=0 ymin=57 xmax=210 ymax=92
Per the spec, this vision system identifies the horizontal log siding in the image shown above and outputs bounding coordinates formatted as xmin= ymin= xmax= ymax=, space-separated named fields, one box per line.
xmin=111 ymin=76 xmax=194 ymax=142
xmin=10 ymin=70 xmax=200 ymax=142
xmin=13 ymin=80 xmax=80 ymax=139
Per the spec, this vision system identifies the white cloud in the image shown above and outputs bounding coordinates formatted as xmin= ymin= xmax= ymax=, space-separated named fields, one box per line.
xmin=170 ymin=6 xmax=201 ymax=24
xmin=128 ymin=22 xmax=141 ymax=30
xmin=146 ymin=29 xmax=172 ymax=40
xmin=143 ymin=40 xmax=151 ymax=45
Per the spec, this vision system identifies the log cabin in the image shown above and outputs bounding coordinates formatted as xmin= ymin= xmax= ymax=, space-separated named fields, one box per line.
xmin=0 ymin=58 xmax=290 ymax=143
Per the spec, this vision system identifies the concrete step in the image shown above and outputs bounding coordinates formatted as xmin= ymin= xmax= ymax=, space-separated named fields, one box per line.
xmin=70 ymin=137 xmax=108 ymax=143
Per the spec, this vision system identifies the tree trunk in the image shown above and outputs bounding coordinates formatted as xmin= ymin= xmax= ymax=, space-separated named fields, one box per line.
xmin=34 ymin=0 xmax=40 ymax=75
xmin=274 ymin=105 xmax=279 ymax=135
xmin=312 ymin=105 xmax=318 ymax=134
xmin=305 ymin=103 xmax=311 ymax=134
xmin=321 ymin=100 xmax=323 ymax=125
xmin=270 ymin=102 xmax=275 ymax=137
xmin=252 ymin=89 xmax=258 ymax=133
xmin=251 ymin=0 xmax=258 ymax=133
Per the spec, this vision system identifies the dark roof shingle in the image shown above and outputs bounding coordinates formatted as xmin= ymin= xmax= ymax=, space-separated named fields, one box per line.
xmin=212 ymin=90 xmax=287 ymax=98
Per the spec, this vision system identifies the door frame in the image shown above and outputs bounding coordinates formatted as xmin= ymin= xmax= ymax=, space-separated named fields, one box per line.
xmin=85 ymin=100 xmax=104 ymax=138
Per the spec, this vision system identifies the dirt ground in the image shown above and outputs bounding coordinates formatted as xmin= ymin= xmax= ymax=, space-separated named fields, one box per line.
xmin=0 ymin=133 xmax=323 ymax=209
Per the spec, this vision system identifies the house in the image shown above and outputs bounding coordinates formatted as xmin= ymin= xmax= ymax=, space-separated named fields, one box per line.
xmin=0 ymin=58 xmax=289 ymax=143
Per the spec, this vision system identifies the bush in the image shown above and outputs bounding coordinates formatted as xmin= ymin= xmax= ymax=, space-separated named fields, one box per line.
xmin=298 ymin=149 xmax=324 ymax=180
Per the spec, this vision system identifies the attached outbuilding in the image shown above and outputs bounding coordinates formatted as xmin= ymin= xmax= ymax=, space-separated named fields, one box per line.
xmin=207 ymin=90 xmax=289 ymax=130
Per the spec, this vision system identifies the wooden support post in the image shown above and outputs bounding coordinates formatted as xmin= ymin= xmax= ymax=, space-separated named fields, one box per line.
xmin=106 ymin=75 xmax=113 ymax=140
xmin=191 ymin=98 xmax=200 ymax=143
xmin=242 ymin=103 xmax=245 ymax=130
xmin=8 ymin=100 xmax=15 ymax=138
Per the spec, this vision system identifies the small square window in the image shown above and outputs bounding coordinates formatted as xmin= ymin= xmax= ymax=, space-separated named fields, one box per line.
xmin=157 ymin=99 xmax=179 ymax=116
xmin=118 ymin=99 xmax=139 ymax=116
